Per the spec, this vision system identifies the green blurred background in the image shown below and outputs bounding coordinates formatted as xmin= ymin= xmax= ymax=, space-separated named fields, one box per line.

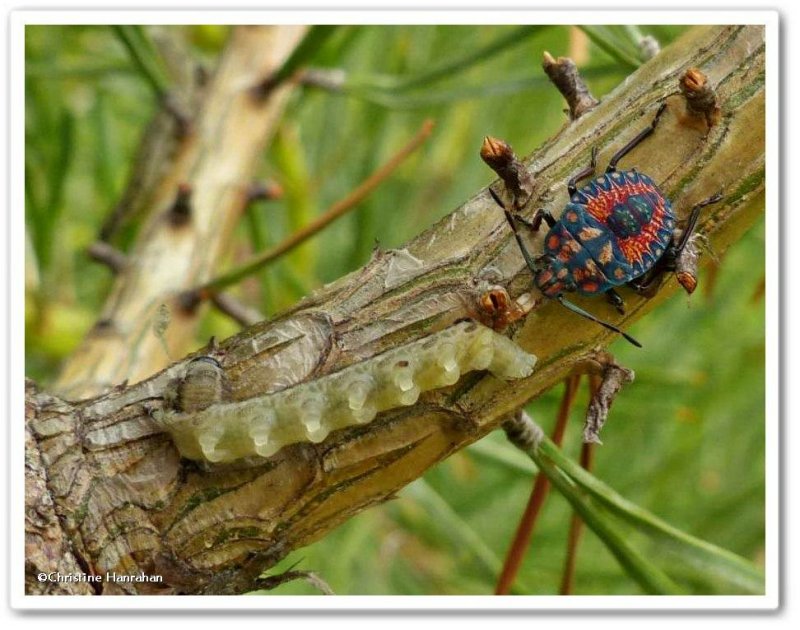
xmin=25 ymin=25 xmax=765 ymax=595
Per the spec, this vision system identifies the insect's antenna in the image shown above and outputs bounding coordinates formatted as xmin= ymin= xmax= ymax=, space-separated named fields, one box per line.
xmin=489 ymin=187 xmax=541 ymax=276
xmin=556 ymin=296 xmax=642 ymax=348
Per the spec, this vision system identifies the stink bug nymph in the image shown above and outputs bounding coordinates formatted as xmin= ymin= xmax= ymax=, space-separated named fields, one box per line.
xmin=489 ymin=103 xmax=721 ymax=347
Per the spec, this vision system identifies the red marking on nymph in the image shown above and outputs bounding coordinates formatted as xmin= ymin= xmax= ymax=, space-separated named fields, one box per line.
xmin=585 ymin=178 xmax=669 ymax=266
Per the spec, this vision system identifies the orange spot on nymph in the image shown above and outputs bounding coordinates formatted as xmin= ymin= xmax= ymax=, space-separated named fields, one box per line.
xmin=581 ymin=281 xmax=599 ymax=292
xmin=579 ymin=227 xmax=603 ymax=240
xmin=566 ymin=211 xmax=578 ymax=222
xmin=547 ymin=235 xmax=560 ymax=249
xmin=599 ymin=242 xmax=614 ymax=264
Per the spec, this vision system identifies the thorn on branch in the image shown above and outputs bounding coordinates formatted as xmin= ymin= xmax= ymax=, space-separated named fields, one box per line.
xmin=253 ymin=569 xmax=334 ymax=595
xmin=679 ymin=67 xmax=721 ymax=129
xmin=87 ymin=241 xmax=128 ymax=273
xmin=298 ymin=67 xmax=348 ymax=92
xmin=578 ymin=351 xmax=635 ymax=444
xmin=92 ymin=318 xmax=116 ymax=334
xmin=167 ymin=183 xmax=193 ymax=227
xmin=176 ymin=288 xmax=204 ymax=314
xmin=246 ymin=180 xmax=284 ymax=205
xmin=675 ymin=234 xmax=703 ymax=295
xmin=249 ymin=68 xmax=295 ymax=102
xmin=541 ymin=51 xmax=599 ymax=121
xmin=480 ymin=136 xmax=534 ymax=210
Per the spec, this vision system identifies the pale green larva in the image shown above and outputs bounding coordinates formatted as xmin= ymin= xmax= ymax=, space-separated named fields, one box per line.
xmin=155 ymin=321 xmax=537 ymax=464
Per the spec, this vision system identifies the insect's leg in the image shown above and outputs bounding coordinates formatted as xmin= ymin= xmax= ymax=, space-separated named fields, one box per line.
xmin=490 ymin=183 xmax=555 ymax=233
xmin=504 ymin=211 xmax=543 ymax=276
xmin=627 ymin=272 xmax=664 ymax=297
xmin=605 ymin=288 xmax=626 ymax=315
xmin=530 ymin=209 xmax=557 ymax=231
xmin=606 ymin=103 xmax=667 ymax=173
xmin=568 ymin=146 xmax=599 ymax=195
xmin=674 ymin=193 xmax=723 ymax=252
xmin=490 ymin=188 xmax=541 ymax=275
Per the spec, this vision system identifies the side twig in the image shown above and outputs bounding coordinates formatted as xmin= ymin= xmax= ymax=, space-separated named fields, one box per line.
xmin=542 ymin=51 xmax=600 ymax=120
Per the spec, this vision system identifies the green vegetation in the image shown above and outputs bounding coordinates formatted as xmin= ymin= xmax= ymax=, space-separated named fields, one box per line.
xmin=25 ymin=24 xmax=765 ymax=595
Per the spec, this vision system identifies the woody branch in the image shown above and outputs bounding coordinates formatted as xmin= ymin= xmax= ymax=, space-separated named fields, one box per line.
xmin=26 ymin=25 xmax=764 ymax=595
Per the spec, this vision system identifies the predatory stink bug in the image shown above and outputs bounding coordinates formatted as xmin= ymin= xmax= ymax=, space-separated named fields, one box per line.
xmin=489 ymin=103 xmax=722 ymax=347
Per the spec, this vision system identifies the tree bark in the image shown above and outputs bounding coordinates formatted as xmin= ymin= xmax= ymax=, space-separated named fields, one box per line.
xmin=25 ymin=25 xmax=765 ymax=595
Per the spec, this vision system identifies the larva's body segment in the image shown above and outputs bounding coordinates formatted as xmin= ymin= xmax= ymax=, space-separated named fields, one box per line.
xmin=156 ymin=322 xmax=537 ymax=463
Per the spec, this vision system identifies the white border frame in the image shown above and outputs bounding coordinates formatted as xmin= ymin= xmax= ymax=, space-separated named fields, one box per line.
xmin=8 ymin=9 xmax=779 ymax=611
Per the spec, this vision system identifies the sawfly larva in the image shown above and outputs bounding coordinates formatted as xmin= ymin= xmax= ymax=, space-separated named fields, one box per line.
xmin=154 ymin=321 xmax=537 ymax=464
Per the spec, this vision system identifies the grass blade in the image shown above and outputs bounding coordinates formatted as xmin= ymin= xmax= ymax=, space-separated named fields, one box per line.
xmin=111 ymin=25 xmax=171 ymax=97
xmin=532 ymin=451 xmax=683 ymax=594
xmin=402 ymin=479 xmax=532 ymax=594
xmin=536 ymin=436 xmax=765 ymax=594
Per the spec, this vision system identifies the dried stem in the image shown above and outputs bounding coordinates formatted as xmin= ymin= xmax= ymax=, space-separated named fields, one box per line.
xmin=87 ymin=241 xmax=128 ymax=273
xmin=210 ymin=292 xmax=264 ymax=327
xmin=190 ymin=118 xmax=435 ymax=298
xmin=480 ymin=136 xmax=534 ymax=210
xmin=583 ymin=355 xmax=635 ymax=444
xmin=54 ymin=26 xmax=309 ymax=399
xmin=495 ymin=374 xmax=581 ymax=595
xmin=28 ymin=26 xmax=764 ymax=594
xmin=542 ymin=51 xmax=599 ymax=120
xmin=246 ymin=180 xmax=284 ymax=204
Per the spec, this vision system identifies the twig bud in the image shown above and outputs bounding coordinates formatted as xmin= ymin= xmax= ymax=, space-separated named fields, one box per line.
xmin=542 ymin=51 xmax=599 ymax=120
xmin=680 ymin=67 xmax=721 ymax=128
xmin=480 ymin=136 xmax=534 ymax=210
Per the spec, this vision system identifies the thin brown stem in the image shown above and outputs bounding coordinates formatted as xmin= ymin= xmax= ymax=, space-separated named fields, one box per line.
xmin=495 ymin=374 xmax=581 ymax=595
xmin=210 ymin=292 xmax=265 ymax=327
xmin=188 ymin=118 xmax=435 ymax=300
xmin=87 ymin=241 xmax=128 ymax=273
xmin=559 ymin=380 xmax=598 ymax=594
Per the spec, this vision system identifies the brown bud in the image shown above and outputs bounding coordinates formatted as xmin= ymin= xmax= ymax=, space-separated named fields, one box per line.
xmin=480 ymin=136 xmax=515 ymax=170
xmin=675 ymin=233 xmax=702 ymax=295
xmin=478 ymin=286 xmax=528 ymax=331
xmin=542 ymin=51 xmax=599 ymax=120
xmin=480 ymin=137 xmax=533 ymax=210
xmin=677 ymin=271 xmax=698 ymax=295
xmin=679 ymin=67 xmax=721 ymax=128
